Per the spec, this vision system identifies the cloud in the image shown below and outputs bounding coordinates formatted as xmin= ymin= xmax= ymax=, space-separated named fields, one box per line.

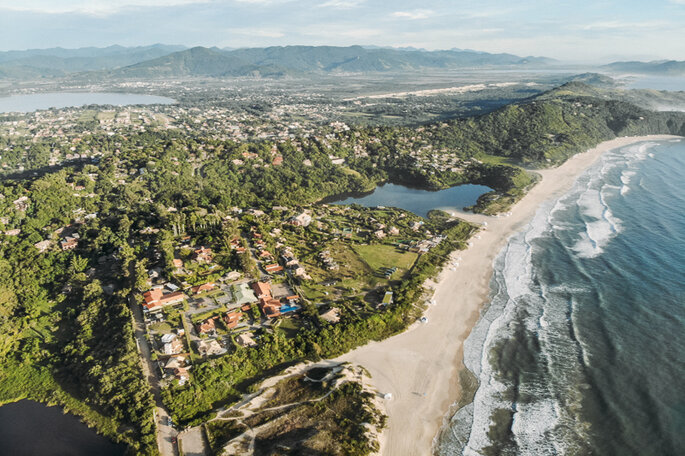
xmin=232 ymin=0 xmax=293 ymax=4
xmin=391 ymin=9 xmax=433 ymax=20
xmin=0 ymin=0 xmax=212 ymax=16
xmin=318 ymin=0 xmax=365 ymax=9
xmin=231 ymin=27 xmax=285 ymax=38
xmin=574 ymin=20 xmax=670 ymax=31
xmin=299 ymin=24 xmax=382 ymax=40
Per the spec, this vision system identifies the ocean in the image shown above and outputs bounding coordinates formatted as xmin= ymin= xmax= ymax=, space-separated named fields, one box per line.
xmin=438 ymin=139 xmax=685 ymax=456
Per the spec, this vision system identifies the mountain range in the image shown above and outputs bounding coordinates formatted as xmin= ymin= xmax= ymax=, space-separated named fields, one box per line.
xmin=1 ymin=44 xmax=684 ymax=80
xmin=0 ymin=44 xmax=186 ymax=79
xmin=0 ymin=45 xmax=554 ymax=80
xmin=603 ymin=60 xmax=685 ymax=76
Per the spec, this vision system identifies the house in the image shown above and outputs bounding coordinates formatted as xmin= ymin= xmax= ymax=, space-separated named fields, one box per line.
xmin=232 ymin=283 xmax=257 ymax=307
xmin=173 ymin=367 xmax=190 ymax=385
xmin=410 ymin=221 xmax=424 ymax=231
xmin=388 ymin=226 xmax=400 ymax=236
xmin=163 ymin=338 xmax=184 ymax=355
xmin=197 ymin=317 xmax=218 ymax=335
xmin=193 ymin=246 xmax=213 ymax=263
xmin=236 ymin=332 xmax=257 ymax=348
xmin=172 ymin=258 xmax=184 ymax=269
xmin=142 ymin=288 xmax=185 ymax=312
xmin=160 ymin=333 xmax=177 ymax=344
xmin=288 ymin=212 xmax=312 ymax=227
xmin=224 ymin=310 xmax=242 ymax=329
xmin=165 ymin=356 xmax=186 ymax=370
xmin=190 ymin=282 xmax=216 ymax=295
xmin=224 ymin=271 xmax=242 ymax=281
xmin=252 ymin=281 xmax=272 ymax=300
xmin=13 ymin=196 xmax=29 ymax=211
xmin=61 ymin=237 xmax=79 ymax=251
xmin=229 ymin=237 xmax=242 ymax=248
xmin=260 ymin=298 xmax=282 ymax=318
xmin=264 ymin=263 xmax=284 ymax=274
xmin=197 ymin=339 xmax=226 ymax=357
xmin=292 ymin=267 xmax=311 ymax=280
xmin=381 ymin=291 xmax=394 ymax=307
xmin=34 ymin=240 xmax=52 ymax=252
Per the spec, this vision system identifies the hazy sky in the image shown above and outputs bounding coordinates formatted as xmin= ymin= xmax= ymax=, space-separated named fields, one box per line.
xmin=1 ymin=0 xmax=684 ymax=62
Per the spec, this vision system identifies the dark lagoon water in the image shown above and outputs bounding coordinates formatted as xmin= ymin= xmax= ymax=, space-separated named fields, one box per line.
xmin=0 ymin=92 xmax=175 ymax=113
xmin=439 ymin=139 xmax=685 ymax=455
xmin=325 ymin=182 xmax=492 ymax=218
xmin=0 ymin=400 xmax=126 ymax=456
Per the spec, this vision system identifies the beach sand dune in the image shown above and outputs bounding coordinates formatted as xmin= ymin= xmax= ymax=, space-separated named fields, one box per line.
xmin=337 ymin=135 xmax=680 ymax=456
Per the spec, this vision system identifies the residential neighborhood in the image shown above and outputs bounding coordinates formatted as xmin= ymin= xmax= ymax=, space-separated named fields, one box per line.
xmin=130 ymin=200 xmax=455 ymax=390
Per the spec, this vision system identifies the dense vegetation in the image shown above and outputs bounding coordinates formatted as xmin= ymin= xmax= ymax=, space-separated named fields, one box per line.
xmin=0 ymin=172 xmax=157 ymax=453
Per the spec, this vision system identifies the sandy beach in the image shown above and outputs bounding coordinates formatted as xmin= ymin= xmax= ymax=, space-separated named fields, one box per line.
xmin=337 ymin=135 xmax=680 ymax=456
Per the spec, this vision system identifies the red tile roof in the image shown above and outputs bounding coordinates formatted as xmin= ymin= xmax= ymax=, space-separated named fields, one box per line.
xmin=190 ymin=282 xmax=216 ymax=294
xmin=197 ymin=317 xmax=217 ymax=334
xmin=252 ymin=281 xmax=272 ymax=299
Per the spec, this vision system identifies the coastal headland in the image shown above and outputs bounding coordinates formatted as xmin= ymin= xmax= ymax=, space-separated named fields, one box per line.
xmin=337 ymin=135 xmax=681 ymax=456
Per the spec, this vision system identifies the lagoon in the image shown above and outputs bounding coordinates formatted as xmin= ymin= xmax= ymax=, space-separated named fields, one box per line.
xmin=0 ymin=92 xmax=175 ymax=113
xmin=0 ymin=400 xmax=126 ymax=456
xmin=325 ymin=182 xmax=492 ymax=218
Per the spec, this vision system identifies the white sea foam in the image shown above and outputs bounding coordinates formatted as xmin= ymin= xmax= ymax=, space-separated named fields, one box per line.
xmin=447 ymin=140 xmax=666 ymax=455
xmin=463 ymin=205 xmax=559 ymax=455
xmin=621 ymin=170 xmax=637 ymax=185
xmin=572 ymin=187 xmax=622 ymax=258
xmin=512 ymin=400 xmax=561 ymax=453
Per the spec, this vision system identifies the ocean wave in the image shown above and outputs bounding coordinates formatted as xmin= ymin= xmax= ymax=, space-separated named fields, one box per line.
xmin=572 ymin=187 xmax=622 ymax=258
xmin=440 ymin=140 xmax=671 ymax=456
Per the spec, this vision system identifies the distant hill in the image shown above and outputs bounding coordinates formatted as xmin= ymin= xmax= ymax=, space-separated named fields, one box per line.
xmin=567 ymin=73 xmax=617 ymax=88
xmin=99 ymin=45 xmax=554 ymax=79
xmin=107 ymin=46 xmax=292 ymax=78
xmin=604 ymin=60 xmax=685 ymax=76
xmin=0 ymin=44 xmax=186 ymax=79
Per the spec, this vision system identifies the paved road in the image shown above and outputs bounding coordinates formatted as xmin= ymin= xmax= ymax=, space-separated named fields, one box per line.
xmin=129 ymin=297 xmax=178 ymax=456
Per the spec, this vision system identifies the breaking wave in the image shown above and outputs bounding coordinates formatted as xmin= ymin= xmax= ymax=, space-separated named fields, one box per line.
xmin=437 ymin=140 xmax=685 ymax=456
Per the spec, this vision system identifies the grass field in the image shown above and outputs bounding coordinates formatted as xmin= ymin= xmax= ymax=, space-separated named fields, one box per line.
xmin=353 ymin=244 xmax=418 ymax=273
xmin=96 ymin=111 xmax=116 ymax=121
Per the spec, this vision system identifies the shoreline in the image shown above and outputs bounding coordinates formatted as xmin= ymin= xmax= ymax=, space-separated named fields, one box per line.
xmin=337 ymin=135 xmax=681 ymax=456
